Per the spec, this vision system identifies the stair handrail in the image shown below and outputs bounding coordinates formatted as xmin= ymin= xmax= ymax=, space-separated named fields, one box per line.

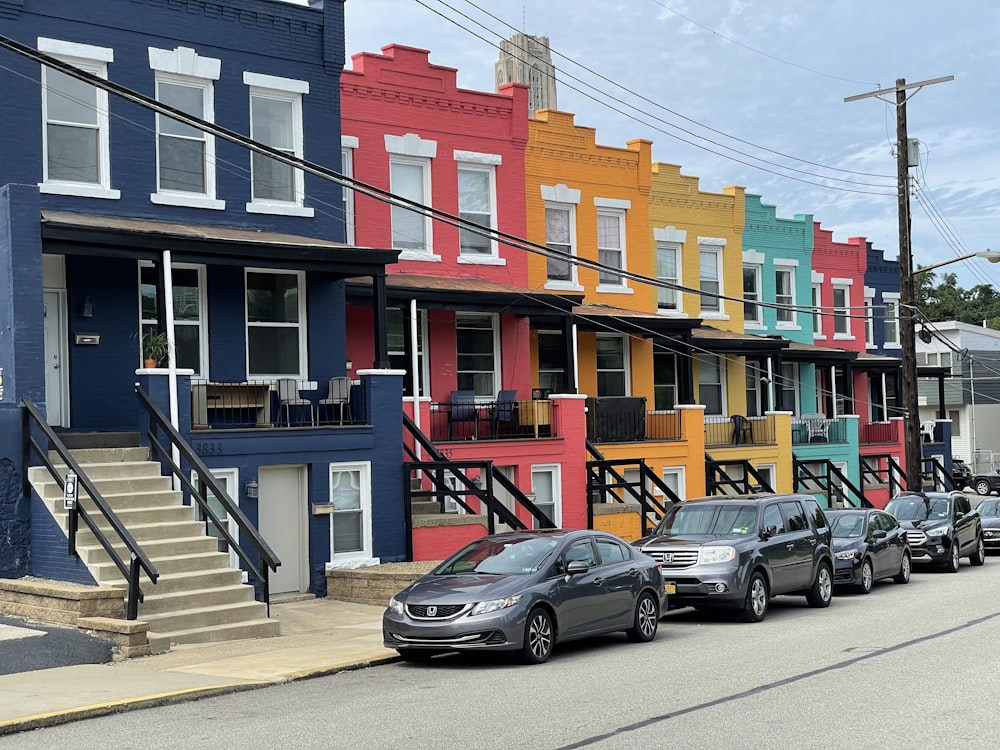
xmin=135 ymin=387 xmax=280 ymax=609
xmin=924 ymin=455 xmax=954 ymax=492
xmin=793 ymin=457 xmax=872 ymax=508
xmin=21 ymin=397 xmax=157 ymax=619
xmin=706 ymin=454 xmax=774 ymax=495
xmin=585 ymin=458 xmax=676 ymax=534
xmin=404 ymin=460 xmax=526 ymax=532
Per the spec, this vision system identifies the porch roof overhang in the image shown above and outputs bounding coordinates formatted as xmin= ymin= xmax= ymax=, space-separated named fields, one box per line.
xmin=40 ymin=210 xmax=399 ymax=277
xmin=691 ymin=326 xmax=790 ymax=355
xmin=345 ymin=274 xmax=582 ymax=317
xmin=779 ymin=340 xmax=859 ymax=364
xmin=569 ymin=304 xmax=699 ymax=339
xmin=853 ymin=352 xmax=903 ymax=372
xmin=918 ymin=364 xmax=953 ymax=380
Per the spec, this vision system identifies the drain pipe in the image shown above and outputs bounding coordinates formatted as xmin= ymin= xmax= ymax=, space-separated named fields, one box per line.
xmin=163 ymin=250 xmax=181 ymax=491
xmin=410 ymin=298 xmax=421 ymax=461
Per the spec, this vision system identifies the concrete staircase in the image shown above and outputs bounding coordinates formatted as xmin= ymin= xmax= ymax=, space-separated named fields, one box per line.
xmin=29 ymin=447 xmax=280 ymax=652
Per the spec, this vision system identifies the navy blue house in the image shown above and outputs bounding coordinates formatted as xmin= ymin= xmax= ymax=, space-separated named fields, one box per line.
xmin=0 ymin=0 xmax=406 ymax=596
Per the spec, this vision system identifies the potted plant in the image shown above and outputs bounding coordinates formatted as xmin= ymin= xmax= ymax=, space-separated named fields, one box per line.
xmin=140 ymin=330 xmax=170 ymax=368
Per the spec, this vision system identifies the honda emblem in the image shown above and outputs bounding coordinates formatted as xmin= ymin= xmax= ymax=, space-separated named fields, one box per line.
xmin=426 ymin=605 xmax=437 ymax=617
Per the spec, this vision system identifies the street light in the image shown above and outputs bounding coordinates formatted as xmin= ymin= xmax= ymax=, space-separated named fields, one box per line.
xmin=905 ymin=248 xmax=998 ymax=491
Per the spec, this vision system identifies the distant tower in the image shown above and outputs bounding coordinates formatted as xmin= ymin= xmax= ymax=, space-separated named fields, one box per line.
xmin=495 ymin=33 xmax=557 ymax=117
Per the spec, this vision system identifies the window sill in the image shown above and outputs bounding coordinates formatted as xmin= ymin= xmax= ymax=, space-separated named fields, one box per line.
xmin=39 ymin=182 xmax=120 ymax=200
xmin=657 ymin=309 xmax=688 ymax=318
xmin=246 ymin=201 xmax=314 ymax=218
xmin=397 ymin=250 xmax=442 ymax=262
xmin=744 ymin=322 xmax=766 ymax=331
xmin=776 ymin=324 xmax=802 ymax=331
xmin=833 ymin=333 xmax=855 ymax=340
xmin=700 ymin=313 xmax=730 ymax=321
xmin=814 ymin=334 xmax=827 ymax=340
xmin=457 ymin=255 xmax=506 ymax=266
xmin=596 ymin=284 xmax=634 ymax=294
xmin=883 ymin=343 xmax=902 ymax=350
xmin=544 ymin=281 xmax=584 ymax=292
xmin=151 ymin=192 xmax=225 ymax=210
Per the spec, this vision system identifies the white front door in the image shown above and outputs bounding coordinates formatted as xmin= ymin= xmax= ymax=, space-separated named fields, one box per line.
xmin=43 ymin=290 xmax=68 ymax=426
xmin=258 ymin=465 xmax=308 ymax=595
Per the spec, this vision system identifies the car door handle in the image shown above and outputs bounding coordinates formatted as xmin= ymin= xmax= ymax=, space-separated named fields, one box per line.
xmin=786 ymin=543 xmax=795 ymax=550
xmin=593 ymin=577 xmax=604 ymax=586
xmin=629 ymin=567 xmax=639 ymax=577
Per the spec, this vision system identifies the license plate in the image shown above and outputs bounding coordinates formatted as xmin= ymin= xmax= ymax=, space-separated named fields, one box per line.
xmin=664 ymin=582 xmax=676 ymax=595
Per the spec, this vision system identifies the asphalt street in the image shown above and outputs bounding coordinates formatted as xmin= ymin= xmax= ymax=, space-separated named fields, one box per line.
xmin=0 ymin=615 xmax=112 ymax=676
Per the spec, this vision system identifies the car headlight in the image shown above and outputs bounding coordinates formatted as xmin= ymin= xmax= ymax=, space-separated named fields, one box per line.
xmin=388 ymin=596 xmax=404 ymax=616
xmin=925 ymin=527 xmax=949 ymax=538
xmin=698 ymin=546 xmax=736 ymax=565
xmin=470 ymin=596 xmax=521 ymax=616
xmin=835 ymin=550 xmax=858 ymax=560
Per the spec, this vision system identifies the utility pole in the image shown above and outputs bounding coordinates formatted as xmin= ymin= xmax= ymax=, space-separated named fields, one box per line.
xmin=846 ymin=75 xmax=953 ymax=492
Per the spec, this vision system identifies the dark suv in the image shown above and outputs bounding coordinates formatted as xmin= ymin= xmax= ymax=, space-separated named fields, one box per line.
xmin=884 ymin=491 xmax=985 ymax=572
xmin=633 ymin=494 xmax=834 ymax=622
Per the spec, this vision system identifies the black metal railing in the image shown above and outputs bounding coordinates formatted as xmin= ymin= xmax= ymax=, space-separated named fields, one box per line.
xmin=137 ymin=387 xmax=280 ymax=612
xmin=862 ymin=454 xmax=906 ymax=496
xmin=191 ymin=378 xmax=356 ymax=430
xmin=585 ymin=445 xmax=682 ymax=535
xmin=705 ymin=453 xmax=775 ymax=495
xmin=704 ymin=415 xmax=776 ymax=448
xmin=22 ymin=397 xmax=158 ymax=619
xmin=583 ymin=397 xmax=685 ymax=444
xmin=426 ymin=398 xmax=557 ymax=442
xmin=791 ymin=416 xmax=849 ymax=445
xmin=793 ymin=457 xmax=871 ymax=508
xmin=859 ymin=421 xmax=897 ymax=445
xmin=923 ymin=456 xmax=953 ymax=492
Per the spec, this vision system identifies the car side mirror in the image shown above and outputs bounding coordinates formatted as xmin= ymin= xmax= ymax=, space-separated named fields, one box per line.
xmin=872 ymin=529 xmax=887 ymax=539
xmin=565 ymin=560 xmax=590 ymax=576
xmin=761 ymin=525 xmax=778 ymax=540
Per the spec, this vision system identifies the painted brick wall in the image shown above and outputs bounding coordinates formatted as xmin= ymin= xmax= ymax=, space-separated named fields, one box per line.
xmin=865 ymin=243 xmax=902 ymax=354
xmin=29 ymin=496 xmax=97 ymax=585
xmin=812 ymin=224 xmax=868 ymax=353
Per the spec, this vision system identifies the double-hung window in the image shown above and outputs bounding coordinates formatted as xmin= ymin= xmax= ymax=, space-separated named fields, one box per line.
xmin=531 ymin=466 xmax=561 ymax=529
xmin=812 ymin=283 xmax=823 ymax=337
xmin=833 ymin=283 xmax=851 ymax=337
xmin=328 ymin=462 xmax=372 ymax=560
xmin=596 ymin=202 xmax=628 ymax=289
xmin=245 ymin=73 xmax=310 ymax=216
xmin=456 ymin=313 xmax=498 ymax=397
xmin=780 ymin=362 xmax=799 ymax=414
xmin=39 ymin=38 xmax=117 ymax=199
xmin=596 ymin=334 xmax=628 ymax=396
xmin=656 ymin=242 xmax=680 ymax=312
xmin=245 ymin=270 xmax=305 ymax=377
xmin=457 ymin=160 xmax=498 ymax=259
xmin=697 ymin=354 xmax=724 ymax=415
xmin=341 ymin=137 xmax=357 ymax=243
xmin=545 ymin=204 xmax=575 ymax=283
xmin=864 ymin=288 xmax=875 ymax=347
xmin=386 ymin=133 xmax=437 ymax=259
xmin=139 ymin=262 xmax=207 ymax=375
xmin=743 ymin=264 xmax=762 ymax=325
xmin=537 ymin=331 xmax=566 ymax=394
xmin=149 ymin=46 xmax=221 ymax=209
xmin=699 ymin=247 xmax=721 ymax=314
xmin=775 ymin=266 xmax=795 ymax=325
xmin=654 ymin=351 xmax=678 ymax=410
xmin=883 ymin=293 xmax=900 ymax=347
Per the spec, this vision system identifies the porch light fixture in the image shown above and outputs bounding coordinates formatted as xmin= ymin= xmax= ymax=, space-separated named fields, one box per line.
xmin=346 ymin=360 xmax=353 ymax=370
xmin=80 ymin=297 xmax=94 ymax=318
xmin=245 ymin=478 xmax=259 ymax=499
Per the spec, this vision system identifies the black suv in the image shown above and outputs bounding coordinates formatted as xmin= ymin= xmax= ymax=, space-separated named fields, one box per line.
xmin=633 ymin=494 xmax=834 ymax=622
xmin=951 ymin=458 xmax=972 ymax=489
xmin=883 ymin=491 xmax=985 ymax=572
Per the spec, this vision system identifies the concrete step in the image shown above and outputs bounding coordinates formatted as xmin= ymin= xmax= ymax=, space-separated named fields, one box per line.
xmin=411 ymin=500 xmax=444 ymax=515
xmin=140 ymin=600 xmax=271 ymax=633
xmin=90 ymin=551 xmax=230 ymax=583
xmin=46 ymin=461 xmax=164 ymax=481
xmin=147 ymin=617 xmax=281 ymax=652
xmin=48 ymin=446 xmax=151 ymax=464
xmin=141 ymin=568 xmax=247 ymax=594
xmin=79 ymin=535 xmax=220 ymax=564
xmin=51 ymin=431 xmax=140 ymax=450
xmin=140 ymin=584 xmax=256 ymax=615
xmin=68 ymin=503 xmax=195 ymax=529
xmin=75 ymin=520 xmax=206 ymax=546
xmin=32 ymin=474 xmax=175 ymax=498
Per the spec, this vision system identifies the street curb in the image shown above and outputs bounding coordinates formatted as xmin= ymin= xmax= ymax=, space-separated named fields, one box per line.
xmin=283 ymin=655 xmax=400 ymax=682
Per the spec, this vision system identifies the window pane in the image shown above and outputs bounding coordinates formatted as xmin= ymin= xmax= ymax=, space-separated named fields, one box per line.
xmin=596 ymin=337 xmax=625 ymax=369
xmin=247 ymin=327 xmax=299 ymax=375
xmin=456 ymin=314 xmax=495 ymax=397
xmin=251 ymin=96 xmax=293 ymax=150
xmin=46 ymin=69 xmax=97 ymax=124
xmin=545 ymin=207 xmax=572 ymax=280
xmin=159 ymin=134 xmax=206 ymax=193
xmin=699 ymin=250 xmax=720 ymax=311
xmin=657 ymin=244 xmax=677 ymax=310
xmin=459 ymin=211 xmax=492 ymax=255
xmin=158 ymin=82 xmax=204 ymax=138
xmin=333 ymin=512 xmax=362 ymax=553
xmin=47 ymin=124 xmax=98 ymax=183
xmin=172 ymin=268 xmax=201 ymax=321
xmin=391 ymin=161 xmax=426 ymax=250
xmin=597 ymin=371 xmax=627 ymax=397
xmin=654 ymin=351 xmax=677 ymax=410
xmin=174 ymin=324 xmax=200 ymax=371
xmin=458 ymin=168 xmax=490 ymax=212
xmin=252 ymin=151 xmax=295 ymax=202
xmin=247 ymin=273 xmax=299 ymax=323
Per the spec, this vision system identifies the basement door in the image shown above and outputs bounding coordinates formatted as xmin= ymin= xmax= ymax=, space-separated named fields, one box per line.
xmin=258 ymin=465 xmax=308 ymax=594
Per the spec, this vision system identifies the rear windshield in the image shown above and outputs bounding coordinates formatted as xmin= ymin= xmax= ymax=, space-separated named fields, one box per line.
xmin=653 ymin=503 xmax=758 ymax=537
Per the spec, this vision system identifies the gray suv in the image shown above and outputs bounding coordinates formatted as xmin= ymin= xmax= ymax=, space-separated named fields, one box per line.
xmin=633 ymin=494 xmax=834 ymax=622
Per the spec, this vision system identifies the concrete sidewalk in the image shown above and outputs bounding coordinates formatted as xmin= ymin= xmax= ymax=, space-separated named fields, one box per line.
xmin=0 ymin=598 xmax=396 ymax=736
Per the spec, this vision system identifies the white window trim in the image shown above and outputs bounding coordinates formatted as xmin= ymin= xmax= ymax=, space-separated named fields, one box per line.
xmin=743 ymin=262 xmax=764 ymax=329
xmin=812 ymin=283 xmax=825 ymax=339
xmin=139 ymin=261 xmax=209 ymax=377
xmin=456 ymin=162 xmax=502 ymax=262
xmin=596 ymin=206 xmax=630 ymax=293
xmin=698 ymin=353 xmax=727 ymax=416
xmin=698 ymin=244 xmax=726 ymax=319
xmin=327 ymin=461 xmax=373 ymax=561
xmin=543 ymin=200 xmax=582 ymax=291
xmin=656 ymin=240 xmax=684 ymax=316
xmin=245 ymin=268 xmax=308 ymax=379
xmin=341 ymin=139 xmax=356 ymax=244
xmin=530 ymin=464 xmax=563 ymax=528
xmin=883 ymin=292 xmax=901 ymax=349
xmin=864 ymin=287 xmax=876 ymax=347
xmin=832 ymin=283 xmax=854 ymax=340
xmin=385 ymin=133 xmax=437 ymax=158
xmin=150 ymin=71 xmax=222 ymax=209
xmin=390 ymin=155 xmax=437 ymax=260
xmin=774 ymin=264 xmax=798 ymax=330
xmin=656 ymin=466 xmax=686 ymax=501
xmin=191 ymin=467 xmax=241 ymax=573
xmin=38 ymin=38 xmax=118 ymax=199
xmin=245 ymin=83 xmax=311 ymax=216
xmin=453 ymin=149 xmax=501 ymax=165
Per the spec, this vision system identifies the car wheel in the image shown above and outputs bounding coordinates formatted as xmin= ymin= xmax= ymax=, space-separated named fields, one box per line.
xmin=519 ymin=607 xmax=554 ymax=665
xmin=976 ymin=479 xmax=992 ymax=496
xmin=806 ymin=563 xmax=833 ymax=608
xmin=970 ymin=536 xmax=986 ymax=566
xmin=858 ymin=559 xmax=874 ymax=594
xmin=626 ymin=592 xmax=659 ymax=643
xmin=396 ymin=649 xmax=437 ymax=663
xmin=740 ymin=571 xmax=769 ymax=623
xmin=894 ymin=552 xmax=911 ymax=584
xmin=944 ymin=542 xmax=960 ymax=573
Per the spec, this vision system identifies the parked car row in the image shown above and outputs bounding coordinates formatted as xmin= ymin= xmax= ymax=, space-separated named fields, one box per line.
xmin=382 ymin=490 xmax=987 ymax=665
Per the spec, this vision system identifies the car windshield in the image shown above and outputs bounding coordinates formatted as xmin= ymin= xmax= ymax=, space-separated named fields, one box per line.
xmin=978 ymin=500 xmax=1000 ymax=517
xmin=830 ymin=514 xmax=866 ymax=538
xmin=433 ymin=536 xmax=560 ymax=576
xmin=653 ymin=503 xmax=758 ymax=537
xmin=885 ymin=496 xmax=950 ymax=521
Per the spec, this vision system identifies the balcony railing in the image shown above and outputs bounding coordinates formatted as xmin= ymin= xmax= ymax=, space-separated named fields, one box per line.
xmin=704 ymin=415 xmax=776 ymax=448
xmin=428 ymin=398 xmax=558 ymax=442
xmin=791 ymin=416 xmax=849 ymax=445
xmin=585 ymin=397 xmax=684 ymax=444
xmin=859 ymin=421 xmax=897 ymax=445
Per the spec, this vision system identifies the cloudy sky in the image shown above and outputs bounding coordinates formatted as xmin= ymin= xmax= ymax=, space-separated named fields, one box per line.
xmin=336 ymin=0 xmax=999 ymax=288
